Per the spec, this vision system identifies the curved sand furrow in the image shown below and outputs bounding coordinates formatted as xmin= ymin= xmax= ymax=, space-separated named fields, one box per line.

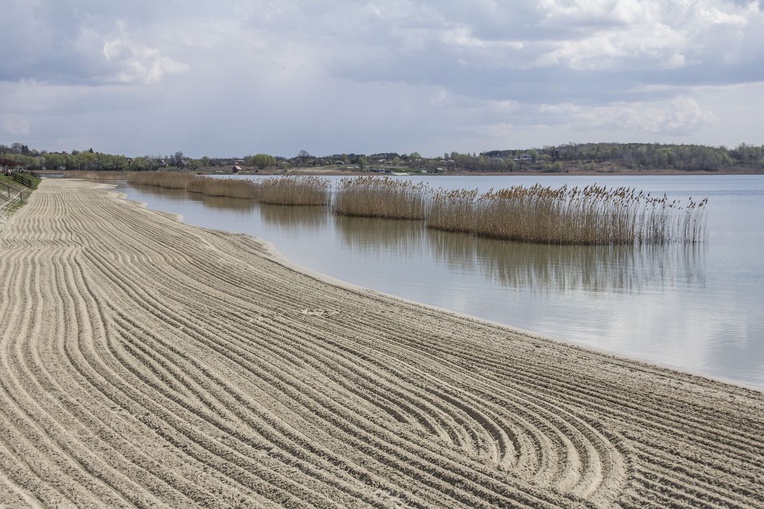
xmin=77 ymin=233 xmax=436 ymax=504
xmin=88 ymin=268 xmax=568 ymax=506
xmin=239 ymin=298 xmax=626 ymax=501
xmin=394 ymin=319 xmax=764 ymax=444
xmin=200 ymin=286 xmax=592 ymax=484
xmin=73 ymin=233 xmax=524 ymax=504
xmin=31 ymin=242 xmax=204 ymax=508
xmin=23 ymin=248 xmax=173 ymax=509
xmin=0 ymin=187 xmax=736 ymax=508
xmin=352 ymin=311 xmax=763 ymax=479
xmin=108 ymin=318 xmax=384 ymax=509
xmin=0 ymin=254 xmax=130 ymax=508
xmin=11 ymin=196 xmax=286 ymax=501
xmin=66 ymin=257 xmax=342 ymax=505
xmin=103 ymin=298 xmax=512 ymax=508
xmin=185 ymin=303 xmax=510 ymax=465
xmin=62 ymin=250 xmax=246 ymax=508
xmin=0 ymin=179 xmax=762 ymax=508
xmin=75 ymin=246 xmax=430 ymax=504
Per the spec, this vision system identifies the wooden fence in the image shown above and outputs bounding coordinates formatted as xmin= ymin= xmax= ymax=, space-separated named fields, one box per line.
xmin=12 ymin=173 xmax=33 ymax=188
xmin=0 ymin=180 xmax=28 ymax=205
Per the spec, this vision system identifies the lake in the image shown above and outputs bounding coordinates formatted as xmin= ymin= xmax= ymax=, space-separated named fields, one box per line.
xmin=117 ymin=174 xmax=764 ymax=389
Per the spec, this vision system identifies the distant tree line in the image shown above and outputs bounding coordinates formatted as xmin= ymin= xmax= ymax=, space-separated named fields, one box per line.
xmin=478 ymin=143 xmax=763 ymax=173
xmin=1 ymin=142 xmax=762 ymax=173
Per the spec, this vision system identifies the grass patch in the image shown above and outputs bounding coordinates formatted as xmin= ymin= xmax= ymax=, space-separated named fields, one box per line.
xmin=0 ymin=174 xmax=39 ymax=219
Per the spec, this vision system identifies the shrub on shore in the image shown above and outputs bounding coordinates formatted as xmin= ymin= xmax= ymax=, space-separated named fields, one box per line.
xmin=334 ymin=176 xmax=427 ymax=220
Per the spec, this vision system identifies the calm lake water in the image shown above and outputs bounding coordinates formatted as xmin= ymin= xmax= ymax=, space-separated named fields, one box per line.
xmin=118 ymin=175 xmax=764 ymax=389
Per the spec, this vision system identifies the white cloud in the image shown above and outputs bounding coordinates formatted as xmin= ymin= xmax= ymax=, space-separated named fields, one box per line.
xmin=86 ymin=21 xmax=190 ymax=85
xmin=539 ymin=96 xmax=716 ymax=134
xmin=0 ymin=1 xmax=762 ymax=156
xmin=532 ymin=0 xmax=761 ymax=70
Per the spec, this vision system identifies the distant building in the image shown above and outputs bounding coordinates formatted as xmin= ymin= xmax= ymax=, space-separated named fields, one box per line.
xmin=514 ymin=154 xmax=534 ymax=162
xmin=232 ymin=165 xmax=241 ymax=173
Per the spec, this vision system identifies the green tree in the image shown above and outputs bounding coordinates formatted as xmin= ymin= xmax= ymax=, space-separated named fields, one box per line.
xmin=251 ymin=153 xmax=276 ymax=169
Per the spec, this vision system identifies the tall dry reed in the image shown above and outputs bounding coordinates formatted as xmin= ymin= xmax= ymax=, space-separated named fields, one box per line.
xmin=427 ymin=188 xmax=480 ymax=233
xmin=257 ymin=176 xmax=331 ymax=206
xmin=127 ymin=172 xmax=196 ymax=189
xmin=127 ymin=172 xmax=707 ymax=245
xmin=127 ymin=172 xmax=330 ymax=206
xmin=65 ymin=171 xmax=129 ymax=181
xmin=187 ymin=176 xmax=259 ymax=199
xmin=426 ymin=184 xmax=707 ymax=245
xmin=333 ymin=176 xmax=428 ymax=220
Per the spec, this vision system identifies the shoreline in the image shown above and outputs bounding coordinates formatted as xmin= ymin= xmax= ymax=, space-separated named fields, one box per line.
xmin=36 ymin=167 xmax=764 ymax=180
xmin=254 ymin=221 xmax=762 ymax=394
xmin=1 ymin=179 xmax=762 ymax=508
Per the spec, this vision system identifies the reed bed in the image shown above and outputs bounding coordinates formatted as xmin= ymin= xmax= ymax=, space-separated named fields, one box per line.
xmin=428 ymin=188 xmax=480 ymax=233
xmin=127 ymin=171 xmax=196 ymax=189
xmin=427 ymin=184 xmax=707 ymax=245
xmin=65 ymin=171 xmax=130 ymax=181
xmin=127 ymin=172 xmax=330 ymax=206
xmin=187 ymin=176 xmax=259 ymax=199
xmin=333 ymin=176 xmax=428 ymax=220
xmin=256 ymin=176 xmax=331 ymax=206
xmin=127 ymin=172 xmax=707 ymax=245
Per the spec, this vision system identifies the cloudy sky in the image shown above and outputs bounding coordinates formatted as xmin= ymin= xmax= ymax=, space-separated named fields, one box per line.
xmin=1 ymin=0 xmax=763 ymax=158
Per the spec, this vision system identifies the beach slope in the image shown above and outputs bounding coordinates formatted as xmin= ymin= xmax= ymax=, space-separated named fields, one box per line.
xmin=0 ymin=179 xmax=762 ymax=508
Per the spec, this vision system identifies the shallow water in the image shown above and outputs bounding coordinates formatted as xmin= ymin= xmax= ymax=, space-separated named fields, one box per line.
xmin=118 ymin=174 xmax=764 ymax=389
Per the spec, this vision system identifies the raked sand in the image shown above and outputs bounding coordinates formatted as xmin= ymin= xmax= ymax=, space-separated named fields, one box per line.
xmin=0 ymin=179 xmax=762 ymax=508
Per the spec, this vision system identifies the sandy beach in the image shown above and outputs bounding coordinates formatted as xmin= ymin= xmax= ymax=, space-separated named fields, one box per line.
xmin=0 ymin=179 xmax=762 ymax=508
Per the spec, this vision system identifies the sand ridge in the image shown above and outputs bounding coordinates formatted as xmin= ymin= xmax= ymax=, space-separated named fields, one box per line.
xmin=0 ymin=179 xmax=762 ymax=508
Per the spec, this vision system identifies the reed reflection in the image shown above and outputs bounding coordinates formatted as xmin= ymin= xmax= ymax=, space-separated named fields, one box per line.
xmin=129 ymin=184 xmax=189 ymax=201
xmin=427 ymin=229 xmax=706 ymax=294
xmin=334 ymin=215 xmax=426 ymax=256
xmin=259 ymin=204 xmax=328 ymax=230
xmin=129 ymin=184 xmax=257 ymax=213
xmin=186 ymin=193 xmax=257 ymax=213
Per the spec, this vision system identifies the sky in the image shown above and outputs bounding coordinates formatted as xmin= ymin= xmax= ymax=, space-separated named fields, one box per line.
xmin=1 ymin=0 xmax=763 ymax=158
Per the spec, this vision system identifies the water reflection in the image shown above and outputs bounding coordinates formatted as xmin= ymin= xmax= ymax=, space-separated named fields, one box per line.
xmin=129 ymin=183 xmax=707 ymax=295
xmin=428 ymin=232 xmax=706 ymax=294
xmin=131 ymin=184 xmax=257 ymax=213
xmin=334 ymin=216 xmax=426 ymax=256
xmin=119 ymin=178 xmax=764 ymax=388
xmin=259 ymin=204 xmax=328 ymax=229
xmin=187 ymin=193 xmax=257 ymax=213
xmin=130 ymin=184 xmax=188 ymax=201
xmin=326 ymin=215 xmax=707 ymax=294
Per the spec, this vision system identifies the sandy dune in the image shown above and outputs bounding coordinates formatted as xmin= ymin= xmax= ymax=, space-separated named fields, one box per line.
xmin=0 ymin=179 xmax=762 ymax=508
